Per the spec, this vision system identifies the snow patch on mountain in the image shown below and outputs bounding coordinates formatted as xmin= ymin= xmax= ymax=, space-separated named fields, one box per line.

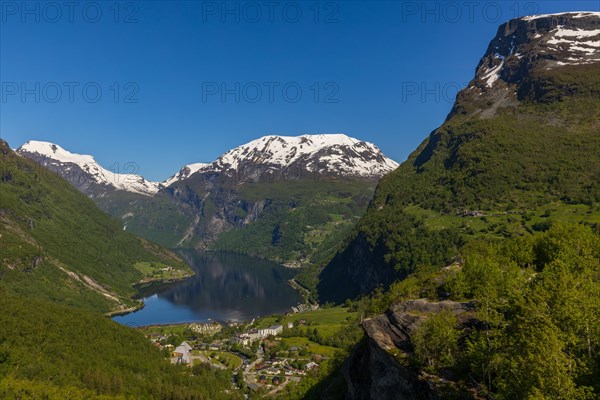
xmin=542 ymin=23 xmax=600 ymax=65
xmin=18 ymin=134 xmax=398 ymax=195
xmin=163 ymin=162 xmax=210 ymax=186
xmin=207 ymin=134 xmax=399 ymax=177
xmin=482 ymin=62 xmax=504 ymax=87
xmin=18 ymin=141 xmax=161 ymax=195
xmin=522 ymin=12 xmax=600 ymax=21
xmin=472 ymin=12 xmax=600 ymax=91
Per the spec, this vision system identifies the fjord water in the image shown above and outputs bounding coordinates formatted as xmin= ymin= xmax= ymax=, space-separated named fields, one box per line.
xmin=113 ymin=251 xmax=302 ymax=326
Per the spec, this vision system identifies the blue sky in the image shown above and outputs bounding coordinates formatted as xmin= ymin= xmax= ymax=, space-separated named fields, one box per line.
xmin=1 ymin=0 xmax=597 ymax=181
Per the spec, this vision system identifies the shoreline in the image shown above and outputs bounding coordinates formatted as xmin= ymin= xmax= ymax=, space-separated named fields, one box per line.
xmin=106 ymin=302 xmax=145 ymax=318
xmin=109 ymin=257 xmax=314 ymax=324
xmin=131 ymin=319 xmax=230 ymax=329
xmin=106 ymin=272 xmax=195 ymax=318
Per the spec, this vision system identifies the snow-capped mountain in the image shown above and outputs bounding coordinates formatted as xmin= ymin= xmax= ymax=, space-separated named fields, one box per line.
xmin=17 ymin=141 xmax=161 ymax=196
xmin=17 ymin=133 xmax=398 ymax=197
xmin=469 ymin=12 xmax=599 ymax=92
xmin=17 ymin=134 xmax=398 ymax=256
xmin=203 ymin=134 xmax=399 ymax=179
xmin=163 ymin=163 xmax=210 ymax=187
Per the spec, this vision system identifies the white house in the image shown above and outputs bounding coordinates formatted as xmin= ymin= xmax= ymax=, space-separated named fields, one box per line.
xmin=258 ymin=324 xmax=283 ymax=337
xmin=305 ymin=361 xmax=319 ymax=370
xmin=236 ymin=331 xmax=262 ymax=346
xmin=173 ymin=341 xmax=193 ymax=364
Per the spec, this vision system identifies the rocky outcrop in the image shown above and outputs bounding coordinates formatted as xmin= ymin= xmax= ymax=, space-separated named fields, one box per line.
xmin=344 ymin=299 xmax=478 ymax=400
xmin=363 ymin=299 xmax=477 ymax=352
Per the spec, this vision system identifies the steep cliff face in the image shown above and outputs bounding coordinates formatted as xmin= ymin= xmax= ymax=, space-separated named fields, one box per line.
xmin=318 ymin=12 xmax=600 ymax=304
xmin=344 ymin=300 xmax=478 ymax=400
xmin=317 ymin=233 xmax=402 ymax=303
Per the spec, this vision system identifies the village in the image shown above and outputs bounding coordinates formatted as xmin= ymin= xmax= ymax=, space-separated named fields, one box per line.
xmin=139 ymin=304 xmax=356 ymax=395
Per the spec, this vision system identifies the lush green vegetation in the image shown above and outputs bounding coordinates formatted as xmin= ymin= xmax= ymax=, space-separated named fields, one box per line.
xmin=0 ymin=140 xmax=245 ymax=398
xmin=103 ymin=190 xmax=198 ymax=249
xmin=247 ymin=306 xmax=362 ymax=399
xmin=446 ymin=224 xmax=599 ymax=399
xmin=1 ymin=44 xmax=598 ymax=400
xmin=351 ymin=224 xmax=600 ymax=399
xmin=279 ymin=337 xmax=339 ymax=357
xmin=272 ymin=350 xmax=349 ymax=400
xmin=96 ymin=169 xmax=380 ymax=273
xmin=214 ymin=180 xmax=375 ymax=270
xmin=318 ymin=208 xmax=464 ymax=303
xmin=0 ymin=140 xmax=191 ymax=313
xmin=256 ymin=306 xmax=355 ymax=329
xmin=412 ymin=309 xmax=459 ymax=371
xmin=0 ymin=292 xmax=241 ymax=400
xmin=305 ymin=63 xmax=600 ymax=398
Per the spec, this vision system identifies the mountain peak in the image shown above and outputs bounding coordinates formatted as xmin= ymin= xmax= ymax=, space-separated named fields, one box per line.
xmin=449 ymin=11 xmax=599 ymax=118
xmin=473 ymin=11 xmax=599 ymax=89
xmin=519 ymin=11 xmax=600 ymax=21
xmin=163 ymin=162 xmax=210 ymax=187
xmin=20 ymin=140 xmax=97 ymax=165
xmin=17 ymin=140 xmax=161 ymax=196
xmin=208 ymin=133 xmax=398 ymax=178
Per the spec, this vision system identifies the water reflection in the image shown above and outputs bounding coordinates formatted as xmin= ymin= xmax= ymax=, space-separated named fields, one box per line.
xmin=113 ymin=251 xmax=302 ymax=326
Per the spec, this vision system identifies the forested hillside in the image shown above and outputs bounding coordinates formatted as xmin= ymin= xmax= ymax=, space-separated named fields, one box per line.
xmin=0 ymin=139 xmax=191 ymax=313
xmin=0 ymin=140 xmax=240 ymax=398
xmin=0 ymin=292 xmax=239 ymax=400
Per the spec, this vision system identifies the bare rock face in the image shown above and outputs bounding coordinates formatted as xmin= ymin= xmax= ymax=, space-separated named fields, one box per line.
xmin=344 ymin=299 xmax=477 ymax=400
xmin=452 ymin=12 xmax=600 ymax=118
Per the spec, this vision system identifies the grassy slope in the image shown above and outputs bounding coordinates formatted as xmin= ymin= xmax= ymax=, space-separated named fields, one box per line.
xmin=0 ymin=140 xmax=191 ymax=313
xmin=318 ymin=63 xmax=600 ymax=303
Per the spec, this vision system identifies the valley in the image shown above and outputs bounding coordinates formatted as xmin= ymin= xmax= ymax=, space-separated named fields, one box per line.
xmin=2 ymin=8 xmax=599 ymax=400
xmin=17 ymin=134 xmax=397 ymax=270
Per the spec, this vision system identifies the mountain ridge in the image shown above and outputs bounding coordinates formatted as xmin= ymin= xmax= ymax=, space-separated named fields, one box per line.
xmin=18 ymin=140 xmax=161 ymax=196
xmin=17 ymin=133 xmax=398 ymax=195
